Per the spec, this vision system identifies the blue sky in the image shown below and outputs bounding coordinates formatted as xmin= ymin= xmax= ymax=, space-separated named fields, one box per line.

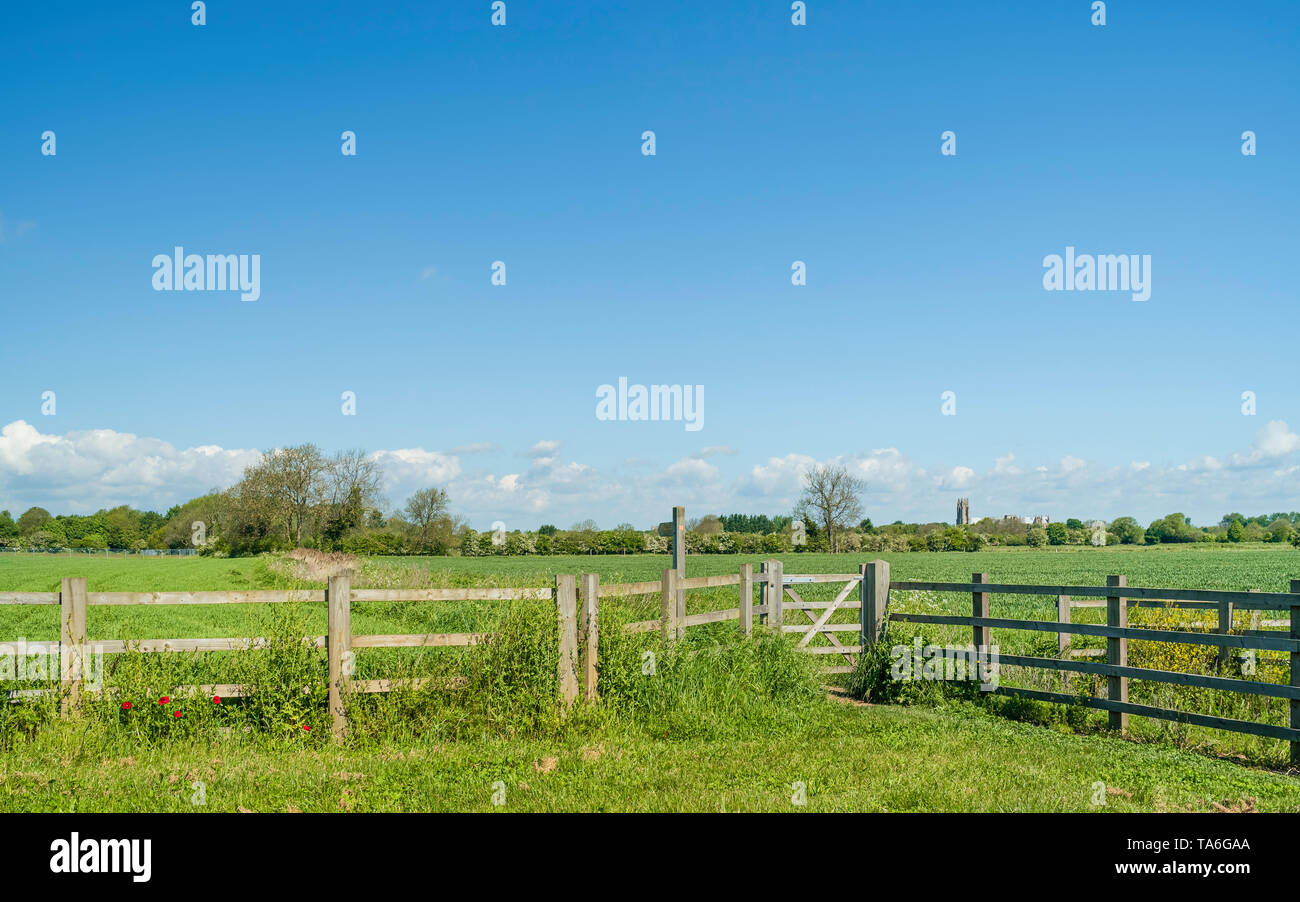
xmin=1 ymin=0 xmax=1297 ymax=529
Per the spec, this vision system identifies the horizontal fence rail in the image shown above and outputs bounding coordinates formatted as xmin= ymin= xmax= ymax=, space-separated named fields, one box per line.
xmin=890 ymin=580 xmax=1299 ymax=610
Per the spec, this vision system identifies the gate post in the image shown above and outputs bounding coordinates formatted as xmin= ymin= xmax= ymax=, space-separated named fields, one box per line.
xmin=738 ymin=563 xmax=753 ymax=637
xmin=861 ymin=560 xmax=888 ymax=647
xmin=769 ymin=559 xmax=784 ymax=631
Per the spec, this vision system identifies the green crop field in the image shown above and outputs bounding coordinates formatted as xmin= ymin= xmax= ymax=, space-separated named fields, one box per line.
xmin=6 ymin=542 xmax=1299 ymax=593
xmin=2 ymin=545 xmax=1298 ymax=812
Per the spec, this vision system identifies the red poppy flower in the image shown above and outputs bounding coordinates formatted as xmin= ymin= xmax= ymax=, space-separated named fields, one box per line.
xmin=121 ymin=702 xmax=132 ymax=710
xmin=159 ymin=696 xmax=170 ymax=704
xmin=212 ymin=696 xmax=221 ymax=704
xmin=303 ymin=725 xmax=310 ymax=731
xmin=173 ymin=710 xmax=182 ymax=718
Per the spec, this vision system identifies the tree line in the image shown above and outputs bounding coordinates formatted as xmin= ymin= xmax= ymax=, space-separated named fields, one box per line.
xmin=1 ymin=455 xmax=1297 ymax=555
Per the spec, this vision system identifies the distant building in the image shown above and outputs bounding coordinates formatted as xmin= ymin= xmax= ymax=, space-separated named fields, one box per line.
xmin=1002 ymin=514 xmax=1051 ymax=526
xmin=956 ymin=498 xmax=970 ymax=525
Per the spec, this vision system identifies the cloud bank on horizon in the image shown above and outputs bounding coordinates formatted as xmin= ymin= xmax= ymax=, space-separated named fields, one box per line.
xmin=1 ymin=419 xmax=1296 ymax=530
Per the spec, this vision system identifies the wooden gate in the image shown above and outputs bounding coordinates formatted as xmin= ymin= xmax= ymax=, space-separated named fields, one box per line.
xmin=761 ymin=564 xmax=866 ymax=674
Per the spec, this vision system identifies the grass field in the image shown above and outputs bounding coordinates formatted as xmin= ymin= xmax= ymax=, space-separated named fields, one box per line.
xmin=4 ymin=700 xmax=1298 ymax=813
xmin=2 ymin=545 xmax=1299 ymax=811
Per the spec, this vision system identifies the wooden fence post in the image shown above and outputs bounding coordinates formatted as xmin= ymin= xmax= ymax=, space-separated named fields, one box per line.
xmin=555 ymin=574 xmax=579 ymax=707
xmin=1290 ymin=580 xmax=1299 ymax=767
xmin=672 ymin=506 xmax=686 ymax=639
xmin=738 ymin=563 xmax=753 ymax=637
xmin=60 ymin=577 xmax=87 ymax=716
xmin=660 ymin=569 xmax=677 ymax=640
xmin=579 ymin=573 xmax=599 ymax=702
xmin=972 ymin=573 xmax=990 ymax=652
xmin=327 ymin=570 xmax=353 ymax=742
xmin=769 ymin=559 xmax=784 ymax=631
xmin=758 ymin=561 xmax=770 ymax=626
xmin=1107 ymin=575 xmax=1128 ymax=733
xmin=1215 ymin=598 xmax=1235 ymax=670
xmin=861 ymin=560 xmax=888 ymax=647
xmin=1057 ymin=595 xmax=1071 ymax=657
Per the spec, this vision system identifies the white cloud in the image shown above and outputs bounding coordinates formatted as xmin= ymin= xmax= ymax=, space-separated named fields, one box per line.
xmin=1232 ymin=420 xmax=1300 ymax=467
xmin=744 ymin=453 xmax=816 ymax=496
xmin=657 ymin=457 xmax=720 ymax=486
xmin=0 ymin=420 xmax=258 ymax=512
xmin=369 ymin=447 xmax=461 ymax=488
xmin=1060 ymin=456 xmax=1086 ymax=474
xmin=529 ymin=439 xmax=561 ymax=457
xmin=994 ymin=452 xmax=1020 ymax=475
xmin=940 ymin=465 xmax=975 ymax=488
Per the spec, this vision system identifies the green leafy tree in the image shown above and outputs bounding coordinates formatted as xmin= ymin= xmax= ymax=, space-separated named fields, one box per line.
xmin=1109 ymin=516 xmax=1145 ymax=545
xmin=17 ymin=507 xmax=52 ymax=536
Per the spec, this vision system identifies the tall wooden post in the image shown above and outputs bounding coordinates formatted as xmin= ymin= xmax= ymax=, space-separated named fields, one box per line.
xmin=972 ymin=573 xmax=990 ymax=652
xmin=758 ymin=561 xmax=770 ymax=626
xmin=60 ymin=577 xmax=87 ymax=716
xmin=672 ymin=506 xmax=686 ymax=638
xmin=738 ymin=563 xmax=753 ymax=637
xmin=327 ymin=571 xmax=353 ymax=741
xmin=660 ymin=569 xmax=677 ymax=641
xmin=555 ymin=574 xmax=579 ymax=707
xmin=1107 ymin=575 xmax=1128 ymax=732
xmin=579 ymin=573 xmax=599 ymax=701
xmin=1290 ymin=580 xmax=1300 ymax=767
xmin=861 ymin=561 xmax=888 ymax=647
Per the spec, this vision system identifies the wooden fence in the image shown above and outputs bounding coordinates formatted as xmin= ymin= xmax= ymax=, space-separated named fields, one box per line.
xmin=0 ymin=573 xmax=553 ymax=739
xmin=867 ymin=561 xmax=1300 ymax=763
xmin=2 ymin=561 xmax=866 ymax=736
xmin=8 ymin=562 xmax=1298 ymax=758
